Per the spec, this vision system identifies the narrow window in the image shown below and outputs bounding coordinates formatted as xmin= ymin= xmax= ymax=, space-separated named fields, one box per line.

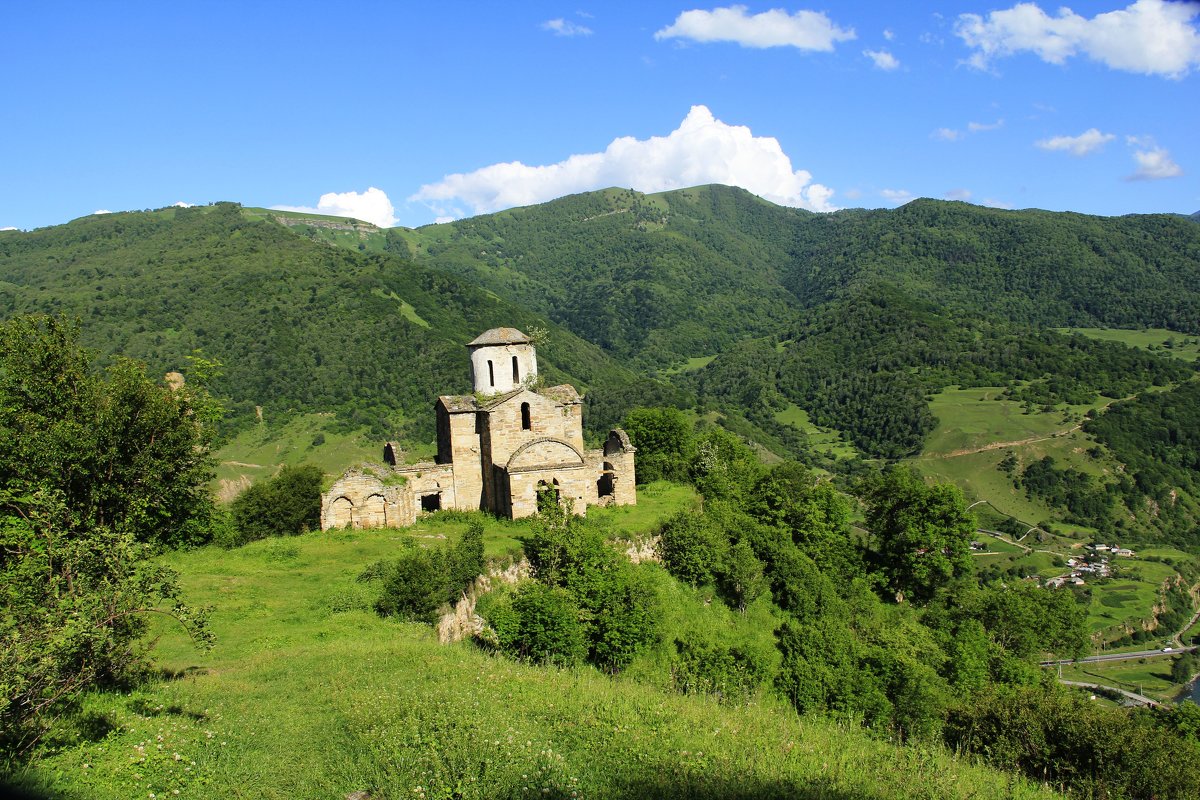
xmin=521 ymin=402 xmax=531 ymax=431
xmin=512 ymin=355 xmax=520 ymax=383
xmin=487 ymin=360 xmax=494 ymax=387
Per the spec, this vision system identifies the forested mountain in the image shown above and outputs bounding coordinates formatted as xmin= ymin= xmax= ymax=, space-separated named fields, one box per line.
xmin=0 ymin=203 xmax=667 ymax=439
xmin=393 ymin=186 xmax=1200 ymax=370
xmin=2 ymin=188 xmax=1198 ymax=546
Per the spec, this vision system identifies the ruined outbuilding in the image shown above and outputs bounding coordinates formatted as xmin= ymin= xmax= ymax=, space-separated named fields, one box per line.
xmin=321 ymin=328 xmax=636 ymax=529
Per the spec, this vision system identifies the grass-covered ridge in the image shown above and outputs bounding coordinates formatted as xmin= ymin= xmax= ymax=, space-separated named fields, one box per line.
xmin=8 ymin=505 xmax=1062 ymax=800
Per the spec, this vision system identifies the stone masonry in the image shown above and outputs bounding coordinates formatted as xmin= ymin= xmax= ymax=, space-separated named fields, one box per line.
xmin=321 ymin=327 xmax=636 ymax=529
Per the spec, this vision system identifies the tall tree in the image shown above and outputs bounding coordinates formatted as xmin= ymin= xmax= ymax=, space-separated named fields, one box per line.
xmin=866 ymin=467 xmax=974 ymax=604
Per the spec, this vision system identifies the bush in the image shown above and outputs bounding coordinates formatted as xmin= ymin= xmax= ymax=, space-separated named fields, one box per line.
xmin=230 ymin=463 xmax=323 ymax=544
xmin=670 ymin=633 xmax=772 ymax=703
xmin=657 ymin=511 xmax=726 ymax=587
xmin=509 ymin=584 xmax=587 ymax=667
xmin=375 ymin=548 xmax=449 ymax=624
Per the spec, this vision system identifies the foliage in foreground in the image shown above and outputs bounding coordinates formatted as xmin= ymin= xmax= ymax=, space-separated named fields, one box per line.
xmin=0 ymin=314 xmax=215 ymax=753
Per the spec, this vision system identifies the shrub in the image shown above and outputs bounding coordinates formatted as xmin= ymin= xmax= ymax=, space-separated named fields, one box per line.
xmin=230 ymin=463 xmax=323 ymax=544
xmin=375 ymin=549 xmax=449 ymax=624
xmin=509 ymin=584 xmax=587 ymax=667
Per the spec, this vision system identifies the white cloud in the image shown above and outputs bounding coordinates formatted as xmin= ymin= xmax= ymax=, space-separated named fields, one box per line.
xmin=655 ymin=6 xmax=855 ymax=51
xmin=944 ymin=188 xmax=972 ymax=201
xmin=0 ymin=226 xmax=17 ymax=231
xmin=172 ymin=201 xmax=194 ymax=208
xmin=955 ymin=0 xmax=1200 ymax=78
xmin=982 ymin=198 xmax=1014 ymax=209
xmin=1125 ymin=137 xmax=1183 ymax=180
xmin=411 ymin=105 xmax=838 ymax=217
xmin=932 ymin=127 xmax=961 ymax=141
xmin=542 ymin=18 xmax=592 ymax=37
xmin=864 ymin=49 xmax=900 ymax=70
xmin=1035 ymin=128 xmax=1115 ymax=156
xmin=967 ymin=118 xmax=1004 ymax=132
xmin=273 ymin=187 xmax=397 ymax=228
xmin=93 ymin=209 xmax=112 ymax=215
xmin=880 ymin=188 xmax=914 ymax=204
xmin=883 ymin=28 xmax=895 ymax=41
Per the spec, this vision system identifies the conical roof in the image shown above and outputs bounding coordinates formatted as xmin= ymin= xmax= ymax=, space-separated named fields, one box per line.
xmin=467 ymin=327 xmax=530 ymax=347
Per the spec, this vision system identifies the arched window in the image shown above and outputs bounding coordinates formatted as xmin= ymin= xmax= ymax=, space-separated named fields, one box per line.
xmin=512 ymin=355 xmax=520 ymax=383
xmin=521 ymin=402 xmax=531 ymax=430
xmin=487 ymin=360 xmax=495 ymax=387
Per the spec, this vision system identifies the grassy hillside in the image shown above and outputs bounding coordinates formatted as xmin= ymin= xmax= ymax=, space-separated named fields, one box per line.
xmin=7 ymin=500 xmax=1063 ymax=800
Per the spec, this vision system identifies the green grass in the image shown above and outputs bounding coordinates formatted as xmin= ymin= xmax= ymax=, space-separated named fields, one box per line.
xmin=774 ymin=403 xmax=860 ymax=460
xmin=3 ymin=487 xmax=1063 ymax=800
xmin=1056 ymin=327 xmax=1200 ymax=363
xmin=1059 ymin=658 xmax=1180 ymax=703
xmin=212 ymin=414 xmax=389 ymax=500
xmin=913 ymin=387 xmax=1114 ymax=526
xmin=663 ymin=354 xmax=716 ymax=375
xmin=1082 ymin=561 xmax=1178 ymax=635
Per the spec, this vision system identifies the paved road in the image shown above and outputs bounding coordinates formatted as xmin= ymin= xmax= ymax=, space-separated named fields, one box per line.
xmin=1041 ymin=645 xmax=1198 ymax=666
xmin=1059 ymin=680 xmax=1162 ymax=708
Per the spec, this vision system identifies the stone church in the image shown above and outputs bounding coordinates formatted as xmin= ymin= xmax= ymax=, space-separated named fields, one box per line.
xmin=320 ymin=327 xmax=636 ymax=530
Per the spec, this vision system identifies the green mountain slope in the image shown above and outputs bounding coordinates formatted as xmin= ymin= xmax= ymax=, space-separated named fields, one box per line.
xmin=0 ymin=203 xmax=657 ymax=441
xmin=382 ymin=187 xmax=1200 ymax=370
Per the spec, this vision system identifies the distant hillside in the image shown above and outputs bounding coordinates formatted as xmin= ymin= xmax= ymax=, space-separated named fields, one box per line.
xmin=0 ymin=203 xmax=665 ymax=440
xmin=380 ymin=186 xmax=1200 ymax=369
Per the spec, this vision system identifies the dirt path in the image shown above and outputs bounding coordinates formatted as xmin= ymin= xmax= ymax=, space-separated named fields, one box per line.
xmin=937 ymin=425 xmax=1082 ymax=458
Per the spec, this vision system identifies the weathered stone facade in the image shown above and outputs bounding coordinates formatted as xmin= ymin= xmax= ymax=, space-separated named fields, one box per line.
xmin=321 ymin=327 xmax=636 ymax=529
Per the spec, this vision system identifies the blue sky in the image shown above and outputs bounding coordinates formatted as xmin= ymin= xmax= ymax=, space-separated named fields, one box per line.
xmin=3 ymin=1 xmax=1198 ymax=231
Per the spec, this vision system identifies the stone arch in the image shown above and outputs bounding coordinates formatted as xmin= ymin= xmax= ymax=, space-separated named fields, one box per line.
xmin=361 ymin=493 xmax=387 ymax=528
xmin=329 ymin=495 xmax=354 ymax=528
xmin=506 ymin=437 xmax=584 ymax=472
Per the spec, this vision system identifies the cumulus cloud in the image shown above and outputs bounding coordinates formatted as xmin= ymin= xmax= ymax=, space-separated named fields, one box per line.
xmin=864 ymin=49 xmax=900 ymax=70
xmin=932 ymin=127 xmax=962 ymax=141
xmin=1126 ymin=136 xmax=1183 ymax=180
xmin=411 ymin=105 xmax=837 ymax=217
xmin=0 ymin=226 xmax=18 ymax=231
xmin=542 ymin=18 xmax=592 ymax=37
xmin=93 ymin=209 xmax=112 ymax=215
xmin=880 ymin=188 xmax=914 ymax=204
xmin=944 ymin=188 xmax=972 ymax=201
xmin=1035 ymin=128 xmax=1115 ymax=156
xmin=273 ymin=187 xmax=397 ymax=228
xmin=967 ymin=118 xmax=1004 ymax=132
xmin=883 ymin=28 xmax=895 ymax=41
xmin=172 ymin=201 xmax=194 ymax=208
xmin=955 ymin=0 xmax=1200 ymax=78
xmin=982 ymin=198 xmax=1014 ymax=209
xmin=655 ymin=6 xmax=855 ymax=51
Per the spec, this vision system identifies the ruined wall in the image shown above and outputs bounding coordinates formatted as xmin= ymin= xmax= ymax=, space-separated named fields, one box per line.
xmin=445 ymin=410 xmax=483 ymax=511
xmin=508 ymin=466 xmax=591 ymax=519
xmin=320 ymin=463 xmax=456 ymax=530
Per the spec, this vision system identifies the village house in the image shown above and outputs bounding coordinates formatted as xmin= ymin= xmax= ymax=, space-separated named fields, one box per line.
xmin=320 ymin=327 xmax=636 ymax=529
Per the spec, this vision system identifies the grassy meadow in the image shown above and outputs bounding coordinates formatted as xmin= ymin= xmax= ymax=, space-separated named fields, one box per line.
xmin=1057 ymin=328 xmax=1200 ymax=363
xmin=3 ymin=482 xmax=1065 ymax=800
xmin=774 ymin=403 xmax=859 ymax=460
